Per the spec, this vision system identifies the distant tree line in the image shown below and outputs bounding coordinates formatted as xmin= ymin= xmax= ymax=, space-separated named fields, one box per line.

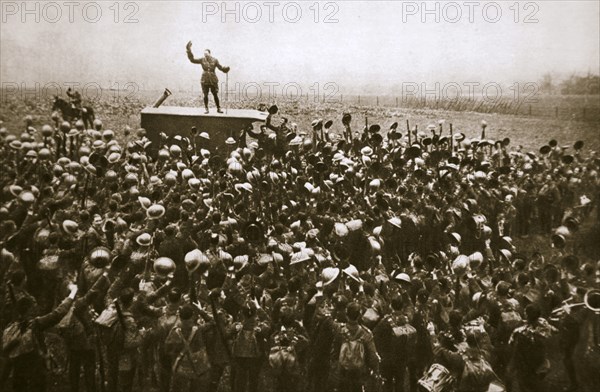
xmin=539 ymin=73 xmax=600 ymax=95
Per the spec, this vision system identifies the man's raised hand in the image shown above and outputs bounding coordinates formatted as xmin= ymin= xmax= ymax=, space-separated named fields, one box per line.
xmin=186 ymin=41 xmax=193 ymax=50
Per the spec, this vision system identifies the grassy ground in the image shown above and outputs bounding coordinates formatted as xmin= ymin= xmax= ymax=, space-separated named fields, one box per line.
xmin=1 ymin=92 xmax=599 ymax=152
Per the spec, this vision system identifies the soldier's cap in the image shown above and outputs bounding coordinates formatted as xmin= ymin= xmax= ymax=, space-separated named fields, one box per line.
xmin=369 ymin=124 xmax=381 ymax=133
xmin=90 ymin=246 xmax=111 ymax=266
xmin=525 ymin=151 xmax=537 ymax=160
xmin=393 ymin=272 xmax=411 ymax=284
xmin=343 ymin=264 xmax=362 ymax=283
xmin=9 ymin=185 xmax=23 ymax=198
xmin=361 ymin=146 xmax=373 ymax=156
xmin=9 ymin=140 xmax=22 ymax=150
xmin=498 ymin=249 xmax=512 ymax=262
xmin=289 ymin=136 xmax=303 ymax=146
xmin=371 ymin=133 xmax=383 ymax=145
xmin=453 ymin=132 xmax=466 ymax=142
xmin=448 ymin=231 xmax=461 ymax=245
xmin=19 ymin=191 xmax=35 ymax=204
xmin=107 ymin=152 xmax=121 ymax=164
xmin=539 ymin=145 xmax=551 ymax=155
xmin=136 ymin=233 xmax=152 ymax=247
xmin=146 ymin=204 xmax=165 ymax=220
xmin=61 ymin=220 xmax=79 ymax=236
xmin=321 ymin=267 xmax=340 ymax=286
xmin=388 ymin=130 xmax=402 ymax=140
xmin=342 ymin=113 xmax=352 ymax=125
xmin=472 ymin=292 xmax=485 ymax=304
xmin=154 ymin=257 xmax=176 ymax=276
xmin=38 ymin=148 xmax=51 ymax=159
xmin=562 ymin=155 xmax=574 ymax=165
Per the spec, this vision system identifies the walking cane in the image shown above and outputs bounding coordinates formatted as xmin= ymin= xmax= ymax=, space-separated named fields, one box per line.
xmin=225 ymin=72 xmax=229 ymax=114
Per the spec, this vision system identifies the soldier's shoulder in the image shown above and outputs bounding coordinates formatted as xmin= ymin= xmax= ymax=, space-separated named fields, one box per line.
xmin=359 ymin=325 xmax=374 ymax=338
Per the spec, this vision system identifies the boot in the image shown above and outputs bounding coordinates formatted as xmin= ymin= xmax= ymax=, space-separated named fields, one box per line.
xmin=217 ymin=107 xmax=223 ymax=113
xmin=204 ymin=106 xmax=209 ymax=114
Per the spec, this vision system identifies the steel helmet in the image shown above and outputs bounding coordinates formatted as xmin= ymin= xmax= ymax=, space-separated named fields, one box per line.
xmin=153 ymin=257 xmax=176 ymax=277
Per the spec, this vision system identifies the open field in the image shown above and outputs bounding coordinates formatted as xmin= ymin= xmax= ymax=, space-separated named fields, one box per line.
xmin=1 ymin=91 xmax=599 ymax=152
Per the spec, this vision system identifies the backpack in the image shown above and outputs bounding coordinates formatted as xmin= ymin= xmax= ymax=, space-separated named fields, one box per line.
xmin=2 ymin=321 xmax=36 ymax=359
xmin=57 ymin=305 xmax=86 ymax=346
xmin=172 ymin=326 xmax=210 ymax=377
xmin=268 ymin=329 xmax=301 ymax=376
xmin=387 ymin=315 xmax=417 ymax=357
xmin=233 ymin=328 xmax=260 ymax=358
xmin=96 ymin=307 xmax=141 ymax=350
xmin=338 ymin=326 xmax=366 ymax=371
xmin=459 ymin=351 xmax=495 ymax=392
xmin=418 ymin=363 xmax=456 ymax=392
xmin=110 ymin=312 xmax=142 ymax=372
xmin=94 ymin=303 xmax=120 ymax=345
xmin=269 ymin=345 xmax=299 ymax=376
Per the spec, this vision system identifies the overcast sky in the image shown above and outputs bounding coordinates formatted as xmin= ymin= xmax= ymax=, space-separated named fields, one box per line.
xmin=1 ymin=1 xmax=598 ymax=95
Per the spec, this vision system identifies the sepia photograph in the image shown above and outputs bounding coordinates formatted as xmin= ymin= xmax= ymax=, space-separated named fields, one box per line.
xmin=0 ymin=1 xmax=599 ymax=391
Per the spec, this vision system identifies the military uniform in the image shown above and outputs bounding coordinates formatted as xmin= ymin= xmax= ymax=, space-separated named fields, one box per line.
xmin=186 ymin=47 xmax=230 ymax=112
xmin=66 ymin=89 xmax=82 ymax=111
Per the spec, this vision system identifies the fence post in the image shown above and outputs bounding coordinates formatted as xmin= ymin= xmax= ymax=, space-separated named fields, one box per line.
xmin=396 ymin=97 xmax=398 ymax=107
xmin=358 ymin=95 xmax=361 ymax=105
xmin=376 ymin=96 xmax=379 ymax=106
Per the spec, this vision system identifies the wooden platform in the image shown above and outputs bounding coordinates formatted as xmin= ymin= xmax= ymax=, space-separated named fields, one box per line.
xmin=141 ymin=106 xmax=267 ymax=148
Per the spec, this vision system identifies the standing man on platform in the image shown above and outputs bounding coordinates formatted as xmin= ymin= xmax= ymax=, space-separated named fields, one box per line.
xmin=186 ymin=41 xmax=230 ymax=114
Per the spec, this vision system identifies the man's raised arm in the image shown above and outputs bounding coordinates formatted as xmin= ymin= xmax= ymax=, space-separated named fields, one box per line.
xmin=186 ymin=41 xmax=202 ymax=64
